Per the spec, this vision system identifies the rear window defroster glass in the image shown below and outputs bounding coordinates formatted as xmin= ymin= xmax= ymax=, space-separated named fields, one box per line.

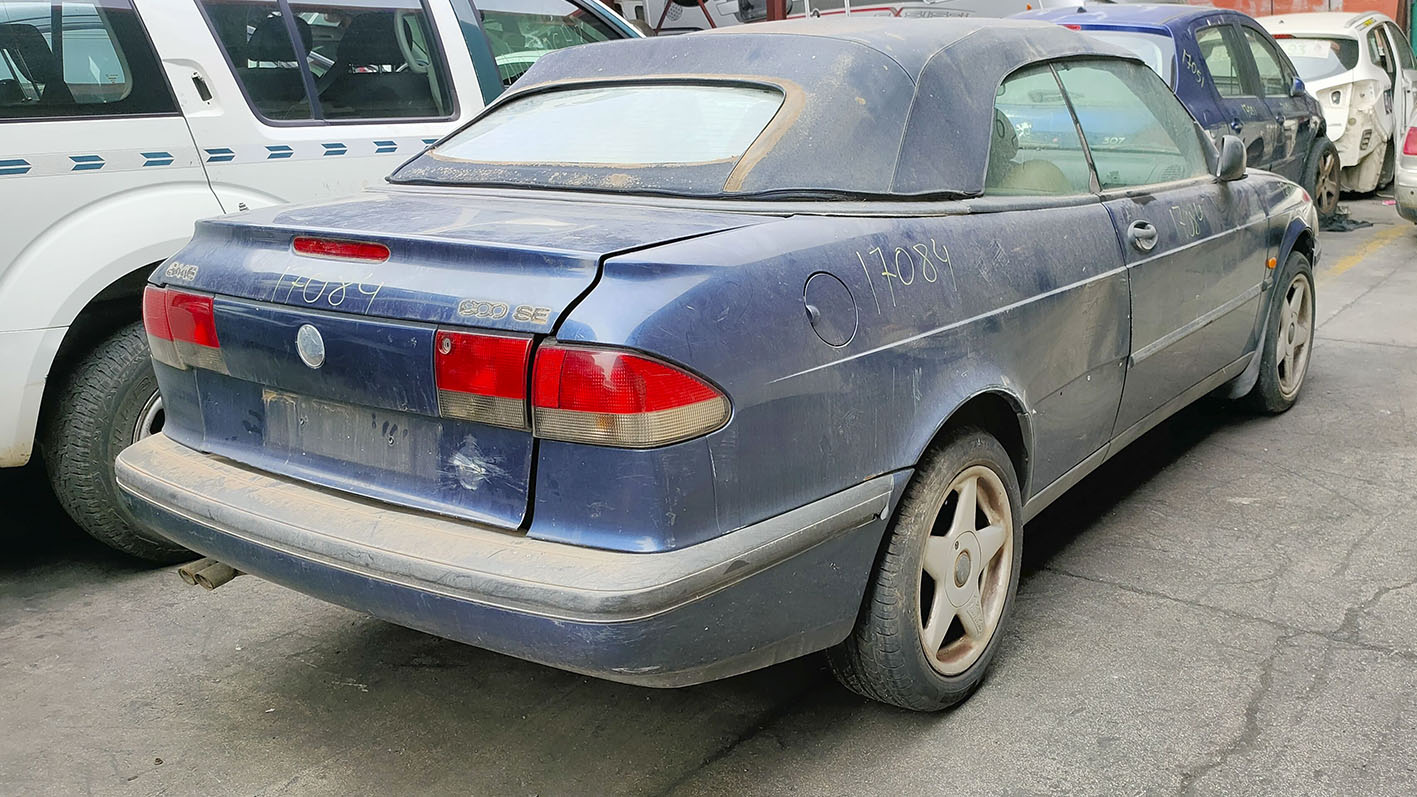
xmin=432 ymin=84 xmax=783 ymax=166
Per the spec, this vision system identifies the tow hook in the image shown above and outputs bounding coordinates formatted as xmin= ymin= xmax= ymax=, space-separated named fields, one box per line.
xmin=177 ymin=558 xmax=243 ymax=590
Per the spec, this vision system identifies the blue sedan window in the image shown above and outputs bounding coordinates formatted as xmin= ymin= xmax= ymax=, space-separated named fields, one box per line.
xmin=433 ymin=84 xmax=783 ymax=166
xmin=1084 ymin=30 xmax=1177 ymax=86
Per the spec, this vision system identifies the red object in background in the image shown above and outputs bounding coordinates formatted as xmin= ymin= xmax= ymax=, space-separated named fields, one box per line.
xmin=767 ymin=0 xmax=785 ymax=21
xmin=1403 ymin=126 xmax=1417 ymax=156
xmin=1188 ymin=1 xmax=1405 ymax=30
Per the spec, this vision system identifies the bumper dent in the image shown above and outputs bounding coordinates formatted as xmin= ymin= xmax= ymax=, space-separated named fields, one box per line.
xmin=117 ymin=434 xmax=902 ymax=685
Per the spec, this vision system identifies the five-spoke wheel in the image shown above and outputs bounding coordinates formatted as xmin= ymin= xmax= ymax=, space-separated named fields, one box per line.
xmin=918 ymin=465 xmax=1014 ymax=676
xmin=830 ymin=427 xmax=1022 ymax=711
xmin=1244 ymin=252 xmax=1315 ymax=414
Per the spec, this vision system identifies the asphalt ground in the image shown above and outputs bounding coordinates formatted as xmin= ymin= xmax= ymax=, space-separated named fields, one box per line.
xmin=3 ymin=196 xmax=1415 ymax=796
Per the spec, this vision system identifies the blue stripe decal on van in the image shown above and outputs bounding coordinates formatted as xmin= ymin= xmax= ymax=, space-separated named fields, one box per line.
xmin=205 ymin=147 xmax=236 ymax=163
xmin=142 ymin=151 xmax=175 ymax=167
xmin=0 ymin=158 xmax=30 ymax=176
xmin=322 ymin=143 xmax=347 ymax=156
xmin=374 ymin=140 xmax=398 ymax=154
xmin=422 ymin=138 xmax=437 ymax=145
xmin=70 ymin=154 xmax=105 ymax=171
xmin=266 ymin=145 xmax=294 ymax=160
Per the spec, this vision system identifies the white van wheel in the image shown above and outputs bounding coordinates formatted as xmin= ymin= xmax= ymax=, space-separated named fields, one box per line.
xmin=41 ymin=322 xmax=191 ymax=563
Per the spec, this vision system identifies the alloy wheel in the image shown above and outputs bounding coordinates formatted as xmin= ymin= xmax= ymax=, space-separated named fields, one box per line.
xmin=1277 ymin=274 xmax=1313 ymax=398
xmin=918 ymin=464 xmax=1014 ymax=676
xmin=1314 ymin=150 xmax=1341 ymax=217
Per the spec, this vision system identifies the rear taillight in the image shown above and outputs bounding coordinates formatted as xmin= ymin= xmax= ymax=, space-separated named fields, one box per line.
xmin=293 ymin=236 xmax=390 ymax=262
xmin=1404 ymin=127 xmax=1417 ymax=156
xmin=143 ymin=285 xmax=227 ymax=373
xmin=531 ymin=344 xmax=729 ymax=448
xmin=434 ymin=329 xmax=532 ymax=429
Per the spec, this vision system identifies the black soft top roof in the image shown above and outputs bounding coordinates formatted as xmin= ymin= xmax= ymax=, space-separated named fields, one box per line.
xmin=393 ymin=18 xmax=1136 ymax=199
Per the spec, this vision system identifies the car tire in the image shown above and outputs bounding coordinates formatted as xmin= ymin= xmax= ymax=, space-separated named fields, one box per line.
xmin=1244 ymin=252 xmax=1315 ymax=414
xmin=41 ymin=321 xmax=191 ymax=563
xmin=1303 ymin=138 xmax=1341 ymax=222
xmin=828 ymin=426 xmax=1022 ymax=711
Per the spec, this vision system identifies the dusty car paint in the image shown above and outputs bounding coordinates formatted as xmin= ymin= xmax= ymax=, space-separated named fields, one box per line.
xmin=118 ymin=18 xmax=1319 ymax=687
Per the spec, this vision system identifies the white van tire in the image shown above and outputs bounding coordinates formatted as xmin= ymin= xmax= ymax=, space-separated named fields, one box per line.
xmin=41 ymin=322 xmax=191 ymax=563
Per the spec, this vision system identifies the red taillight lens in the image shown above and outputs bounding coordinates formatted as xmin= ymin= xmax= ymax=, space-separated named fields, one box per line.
xmin=1404 ymin=127 xmax=1417 ymax=157
xmin=531 ymin=344 xmax=728 ymax=448
xmin=166 ymin=291 xmax=220 ymax=349
xmin=142 ymin=285 xmax=172 ymax=341
xmin=142 ymin=285 xmax=226 ymax=373
xmin=293 ymin=236 xmax=390 ymax=262
xmin=434 ymin=329 xmax=532 ymax=429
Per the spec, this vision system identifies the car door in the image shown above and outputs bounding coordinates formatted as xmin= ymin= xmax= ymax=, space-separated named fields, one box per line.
xmin=0 ymin=0 xmax=221 ymax=291
xmin=1239 ymin=22 xmax=1309 ymax=182
xmin=140 ymin=0 xmax=482 ymax=215
xmin=1053 ymin=58 xmax=1269 ymax=437
xmin=1382 ymin=22 xmax=1417 ymax=141
xmin=1366 ymin=24 xmax=1399 ymax=150
xmin=1195 ymin=20 xmax=1275 ymax=170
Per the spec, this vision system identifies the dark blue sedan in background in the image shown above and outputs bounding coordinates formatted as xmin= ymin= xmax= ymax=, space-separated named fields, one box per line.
xmin=116 ymin=18 xmax=1318 ymax=711
xmin=1020 ymin=3 xmax=1342 ymax=220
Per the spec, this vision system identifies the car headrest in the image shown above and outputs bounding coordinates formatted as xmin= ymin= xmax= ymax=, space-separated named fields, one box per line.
xmin=246 ymin=15 xmax=312 ymax=63
xmin=336 ymin=12 xmax=406 ymax=67
xmin=0 ymin=23 xmax=60 ymax=84
xmin=988 ymin=108 xmax=1019 ymax=170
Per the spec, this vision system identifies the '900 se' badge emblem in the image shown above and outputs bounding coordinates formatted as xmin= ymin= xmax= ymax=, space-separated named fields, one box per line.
xmin=296 ymin=324 xmax=325 ymax=369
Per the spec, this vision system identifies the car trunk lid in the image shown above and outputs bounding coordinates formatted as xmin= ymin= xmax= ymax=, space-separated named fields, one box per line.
xmin=152 ymin=188 xmax=774 ymax=530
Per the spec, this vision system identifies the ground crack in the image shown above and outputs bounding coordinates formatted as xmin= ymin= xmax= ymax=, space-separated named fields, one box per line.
xmin=1040 ymin=567 xmax=1417 ymax=664
xmin=654 ymin=680 xmax=824 ymax=796
xmin=1176 ymin=631 xmax=1296 ymax=795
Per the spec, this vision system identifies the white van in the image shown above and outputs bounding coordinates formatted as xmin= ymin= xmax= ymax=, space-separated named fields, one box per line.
xmin=0 ymin=0 xmax=635 ymax=561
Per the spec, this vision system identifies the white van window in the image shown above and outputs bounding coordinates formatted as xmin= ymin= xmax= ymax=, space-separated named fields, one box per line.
xmin=476 ymin=0 xmax=615 ymax=87
xmin=198 ymin=0 xmax=453 ymax=122
xmin=200 ymin=1 xmax=314 ymax=119
xmin=0 ymin=0 xmax=176 ymax=119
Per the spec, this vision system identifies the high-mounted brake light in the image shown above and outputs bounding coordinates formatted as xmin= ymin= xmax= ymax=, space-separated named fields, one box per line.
xmin=1404 ymin=127 xmax=1417 ymax=157
xmin=293 ymin=236 xmax=390 ymax=262
xmin=143 ymin=285 xmax=227 ymax=373
xmin=434 ymin=329 xmax=532 ymax=429
xmin=531 ymin=344 xmax=729 ymax=448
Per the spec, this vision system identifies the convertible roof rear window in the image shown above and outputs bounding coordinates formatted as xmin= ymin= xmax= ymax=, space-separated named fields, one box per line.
xmin=432 ymin=84 xmax=784 ymax=166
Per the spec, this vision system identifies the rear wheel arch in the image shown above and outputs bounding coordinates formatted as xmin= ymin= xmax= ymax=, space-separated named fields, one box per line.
xmin=918 ymin=390 xmax=1032 ymax=499
xmin=43 ymin=264 xmax=158 ymax=394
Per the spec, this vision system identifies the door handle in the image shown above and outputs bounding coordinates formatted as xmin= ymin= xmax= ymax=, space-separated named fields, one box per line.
xmin=1230 ymin=118 xmax=1244 ymax=132
xmin=191 ymin=73 xmax=212 ymax=102
xmin=1127 ymin=220 xmax=1159 ymax=253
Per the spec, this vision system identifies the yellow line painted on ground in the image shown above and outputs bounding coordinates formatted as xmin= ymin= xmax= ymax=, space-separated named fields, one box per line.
xmin=1320 ymin=225 xmax=1410 ymax=282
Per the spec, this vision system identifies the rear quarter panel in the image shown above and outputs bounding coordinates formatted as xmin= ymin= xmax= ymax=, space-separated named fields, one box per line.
xmin=543 ymin=200 xmax=1131 ymax=548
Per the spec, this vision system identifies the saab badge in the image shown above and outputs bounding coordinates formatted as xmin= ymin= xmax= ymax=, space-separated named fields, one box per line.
xmin=296 ymin=324 xmax=325 ymax=369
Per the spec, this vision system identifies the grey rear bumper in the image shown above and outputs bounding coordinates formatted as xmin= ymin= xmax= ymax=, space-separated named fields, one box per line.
xmin=116 ymin=434 xmax=903 ymax=686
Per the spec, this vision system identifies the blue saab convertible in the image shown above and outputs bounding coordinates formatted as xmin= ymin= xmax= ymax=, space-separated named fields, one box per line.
xmin=117 ymin=19 xmax=1318 ymax=711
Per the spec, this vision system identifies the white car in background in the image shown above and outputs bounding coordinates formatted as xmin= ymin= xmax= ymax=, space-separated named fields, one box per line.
xmin=634 ymin=0 xmax=1079 ymax=35
xmin=1260 ymin=11 xmax=1417 ymax=193
xmin=0 ymin=0 xmax=635 ymax=562
xmin=1398 ymin=114 xmax=1417 ymax=222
